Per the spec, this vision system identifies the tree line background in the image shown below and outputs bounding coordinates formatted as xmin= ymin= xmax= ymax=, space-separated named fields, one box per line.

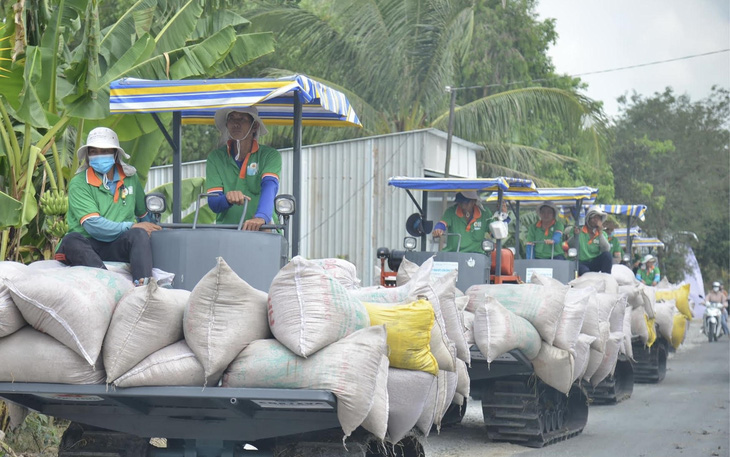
xmin=0 ymin=0 xmax=727 ymax=289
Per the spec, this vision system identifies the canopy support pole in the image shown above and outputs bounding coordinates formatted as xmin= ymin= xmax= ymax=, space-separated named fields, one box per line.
xmin=292 ymin=94 xmax=303 ymax=258
xmin=420 ymin=191 xmax=428 ymax=251
xmin=626 ymin=215 xmax=633 ymax=260
xmin=172 ymin=112 xmax=182 ymax=223
xmin=495 ymin=190 xmax=503 ymax=283
xmin=514 ymin=202 xmax=521 ymax=259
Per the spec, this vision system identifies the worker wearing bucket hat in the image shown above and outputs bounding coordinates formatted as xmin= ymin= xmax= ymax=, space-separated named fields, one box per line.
xmin=526 ymin=201 xmax=564 ymax=259
xmin=636 ymin=254 xmax=661 ymax=286
xmin=603 ymin=219 xmax=624 ymax=264
xmin=55 ymin=127 xmax=160 ymax=286
xmin=568 ymin=205 xmax=612 ymax=276
xmin=205 ymin=106 xmax=281 ymax=231
xmin=432 ymin=191 xmax=508 ymax=253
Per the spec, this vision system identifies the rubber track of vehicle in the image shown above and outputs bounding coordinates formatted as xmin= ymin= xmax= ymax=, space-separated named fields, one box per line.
xmin=582 ymin=376 xmax=629 ymax=404
xmin=632 ymin=338 xmax=667 ymax=384
xmin=481 ymin=377 xmax=587 ymax=448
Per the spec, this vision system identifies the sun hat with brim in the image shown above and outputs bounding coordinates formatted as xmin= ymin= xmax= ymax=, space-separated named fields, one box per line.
xmin=455 ymin=191 xmax=483 ymax=208
xmin=75 ymin=127 xmax=136 ymax=175
xmin=642 ymin=254 xmax=655 ymax=264
xmin=537 ymin=201 xmax=558 ymax=216
xmin=214 ymin=106 xmax=269 ymax=139
xmin=585 ymin=205 xmax=607 ymax=223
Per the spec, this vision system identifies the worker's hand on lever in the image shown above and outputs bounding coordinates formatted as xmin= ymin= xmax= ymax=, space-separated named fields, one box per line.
xmin=243 ymin=217 xmax=265 ymax=231
xmin=225 ymin=190 xmax=248 ymax=206
xmin=133 ymin=222 xmax=161 ymax=236
xmin=432 ymin=228 xmax=444 ymax=238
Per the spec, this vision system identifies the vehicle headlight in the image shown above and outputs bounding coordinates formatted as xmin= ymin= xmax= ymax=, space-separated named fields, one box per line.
xmin=481 ymin=240 xmax=495 ymax=253
xmin=403 ymin=237 xmax=417 ymax=251
xmin=274 ymin=194 xmax=296 ymax=216
xmin=145 ymin=193 xmax=166 ymax=214
xmin=568 ymin=248 xmax=578 ymax=258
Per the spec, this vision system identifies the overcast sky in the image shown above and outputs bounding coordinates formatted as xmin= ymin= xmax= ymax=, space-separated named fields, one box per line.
xmin=535 ymin=0 xmax=730 ymax=119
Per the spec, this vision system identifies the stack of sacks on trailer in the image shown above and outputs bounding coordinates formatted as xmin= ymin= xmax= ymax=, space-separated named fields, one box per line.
xmin=611 ymin=264 xmax=690 ymax=350
xmin=569 ymin=272 xmax=632 ymax=387
xmin=0 ymin=262 xmax=133 ymax=383
xmin=350 ymin=257 xmax=469 ymax=442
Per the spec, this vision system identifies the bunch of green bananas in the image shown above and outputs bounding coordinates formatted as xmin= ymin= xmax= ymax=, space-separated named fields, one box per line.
xmin=47 ymin=216 xmax=69 ymax=239
xmin=40 ymin=190 xmax=69 ymax=216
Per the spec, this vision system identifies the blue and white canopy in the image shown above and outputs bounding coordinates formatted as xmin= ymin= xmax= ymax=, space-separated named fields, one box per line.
xmin=388 ymin=177 xmax=536 ymax=193
xmin=614 ymin=226 xmax=643 ymax=240
xmin=598 ymin=204 xmax=647 ymax=220
xmin=618 ymin=236 xmax=664 ymax=249
xmin=109 ymin=75 xmax=362 ymax=128
xmin=485 ymin=186 xmax=598 ymax=207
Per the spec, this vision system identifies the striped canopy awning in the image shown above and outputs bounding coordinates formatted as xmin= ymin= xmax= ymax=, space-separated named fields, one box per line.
xmin=614 ymin=226 xmax=643 ymax=239
xmin=486 ymin=186 xmax=598 ymax=207
xmin=109 ymin=75 xmax=362 ymax=128
xmin=388 ymin=177 xmax=535 ymax=193
xmin=618 ymin=236 xmax=664 ymax=248
xmin=597 ymin=204 xmax=647 ymax=220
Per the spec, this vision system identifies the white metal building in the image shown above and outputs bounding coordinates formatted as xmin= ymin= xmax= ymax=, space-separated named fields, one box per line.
xmin=146 ymin=128 xmax=483 ymax=286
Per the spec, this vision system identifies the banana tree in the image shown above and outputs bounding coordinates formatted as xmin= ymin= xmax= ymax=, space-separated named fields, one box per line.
xmin=0 ymin=0 xmax=275 ymax=261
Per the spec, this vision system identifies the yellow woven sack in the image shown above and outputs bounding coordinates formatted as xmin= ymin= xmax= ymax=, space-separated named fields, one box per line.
xmin=645 ymin=315 xmax=657 ymax=348
xmin=671 ymin=314 xmax=688 ymax=349
xmin=656 ymin=284 xmax=691 ymax=319
xmin=364 ymin=299 xmax=438 ymax=376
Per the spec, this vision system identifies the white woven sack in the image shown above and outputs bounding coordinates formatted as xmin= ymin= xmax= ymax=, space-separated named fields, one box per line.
xmin=581 ymin=291 xmax=604 ymax=352
xmin=654 ymin=300 xmax=678 ymax=342
xmin=622 ymin=306 xmax=634 ymax=359
xmin=473 ymin=296 xmax=541 ymax=363
xmin=6 ymin=266 xmax=133 ymax=365
xmin=639 ymin=284 xmax=657 ymax=319
xmin=0 ymin=327 xmax=104 ymax=384
xmin=103 ymin=280 xmax=189 ymax=383
xmin=435 ymin=370 xmax=458 ymax=430
xmin=351 ymin=258 xmax=433 ymax=304
xmin=611 ymin=264 xmax=637 ymax=286
xmin=596 ymin=293 xmax=617 ymax=324
xmin=309 ymin=258 xmax=361 ymax=290
xmin=590 ymin=332 xmax=623 ymax=386
xmin=532 ymin=342 xmax=575 ymax=395
xmin=463 ymin=310 xmax=475 ymax=345
xmin=467 ymin=284 xmax=566 ymax=345
xmin=656 ymin=277 xmax=672 ymax=289
xmin=582 ymin=348 xmax=604 ymax=382
xmin=631 ymin=308 xmax=649 ymax=344
xmin=0 ymin=262 xmax=27 ymax=338
xmin=572 ymin=334 xmax=596 ymax=382
xmin=619 ymin=283 xmax=643 ymax=309
xmin=599 ymin=321 xmax=610 ymax=353
xmin=530 ymin=272 xmax=565 ymax=288
xmin=184 ymin=257 xmax=272 ymax=385
xmin=422 ymin=271 xmax=470 ymax=364
xmin=24 ymin=260 xmax=67 ymax=270
xmin=361 ymin=355 xmax=390 ymax=441
xmin=570 ymin=272 xmax=619 ymax=294
xmin=222 ymin=326 xmax=387 ymax=438
xmin=455 ymin=357 xmax=470 ymax=398
xmin=609 ymin=295 xmax=629 ymax=334
xmin=386 ymin=368 xmax=436 ymax=444
xmin=414 ymin=370 xmax=439 ymax=437
xmin=113 ymin=340 xmax=205 ymax=388
xmin=554 ymin=287 xmax=591 ymax=355
xmin=395 ymin=256 xmax=422 ymax=287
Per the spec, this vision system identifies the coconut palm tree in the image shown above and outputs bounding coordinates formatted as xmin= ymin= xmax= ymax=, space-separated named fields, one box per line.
xmin=244 ymin=0 xmax=609 ymax=182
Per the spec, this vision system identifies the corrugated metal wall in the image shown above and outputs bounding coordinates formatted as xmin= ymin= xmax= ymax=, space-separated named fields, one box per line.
xmin=146 ymin=128 xmax=481 ymax=286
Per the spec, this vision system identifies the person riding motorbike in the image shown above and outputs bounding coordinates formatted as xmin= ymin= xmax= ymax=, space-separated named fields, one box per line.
xmin=705 ymin=281 xmax=729 ymax=336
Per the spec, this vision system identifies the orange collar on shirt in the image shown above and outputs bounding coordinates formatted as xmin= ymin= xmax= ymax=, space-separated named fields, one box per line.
xmin=455 ymin=206 xmax=482 ymax=232
xmin=582 ymin=225 xmax=601 ymax=243
xmin=228 ymin=139 xmax=260 ymax=179
xmin=86 ymin=165 xmax=127 ymax=203
xmin=537 ymin=219 xmax=555 ymax=236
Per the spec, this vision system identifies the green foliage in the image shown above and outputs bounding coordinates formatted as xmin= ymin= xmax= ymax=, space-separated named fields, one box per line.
xmin=610 ymin=86 xmax=730 ymax=285
xmin=3 ymin=413 xmax=68 ymax=457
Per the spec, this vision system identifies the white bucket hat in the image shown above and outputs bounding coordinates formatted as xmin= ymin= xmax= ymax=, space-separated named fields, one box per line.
xmin=214 ymin=107 xmax=268 ymax=142
xmin=642 ymin=254 xmax=655 ymax=264
xmin=585 ymin=205 xmax=607 ymax=223
xmin=455 ymin=190 xmax=484 ymax=209
xmin=76 ymin=127 xmax=135 ymax=175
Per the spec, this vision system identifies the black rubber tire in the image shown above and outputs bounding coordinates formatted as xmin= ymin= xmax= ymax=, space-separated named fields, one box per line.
xmin=709 ymin=322 xmax=716 ymax=342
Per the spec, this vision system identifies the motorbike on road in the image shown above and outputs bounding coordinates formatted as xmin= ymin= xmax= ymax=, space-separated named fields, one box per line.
xmin=703 ymin=302 xmax=724 ymax=342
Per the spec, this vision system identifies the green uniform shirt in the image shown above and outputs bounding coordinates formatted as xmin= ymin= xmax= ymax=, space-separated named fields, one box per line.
xmin=577 ymin=226 xmax=609 ymax=262
xmin=205 ymin=142 xmax=282 ymax=224
xmin=608 ymin=235 xmax=622 ymax=255
xmin=67 ymin=166 xmax=147 ymax=237
xmin=526 ymin=219 xmax=565 ymax=259
xmin=637 ymin=266 xmax=660 ymax=285
xmin=439 ymin=205 xmax=494 ymax=253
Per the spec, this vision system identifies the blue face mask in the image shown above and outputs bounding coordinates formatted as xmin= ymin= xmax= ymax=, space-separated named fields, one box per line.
xmin=89 ymin=154 xmax=116 ymax=174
